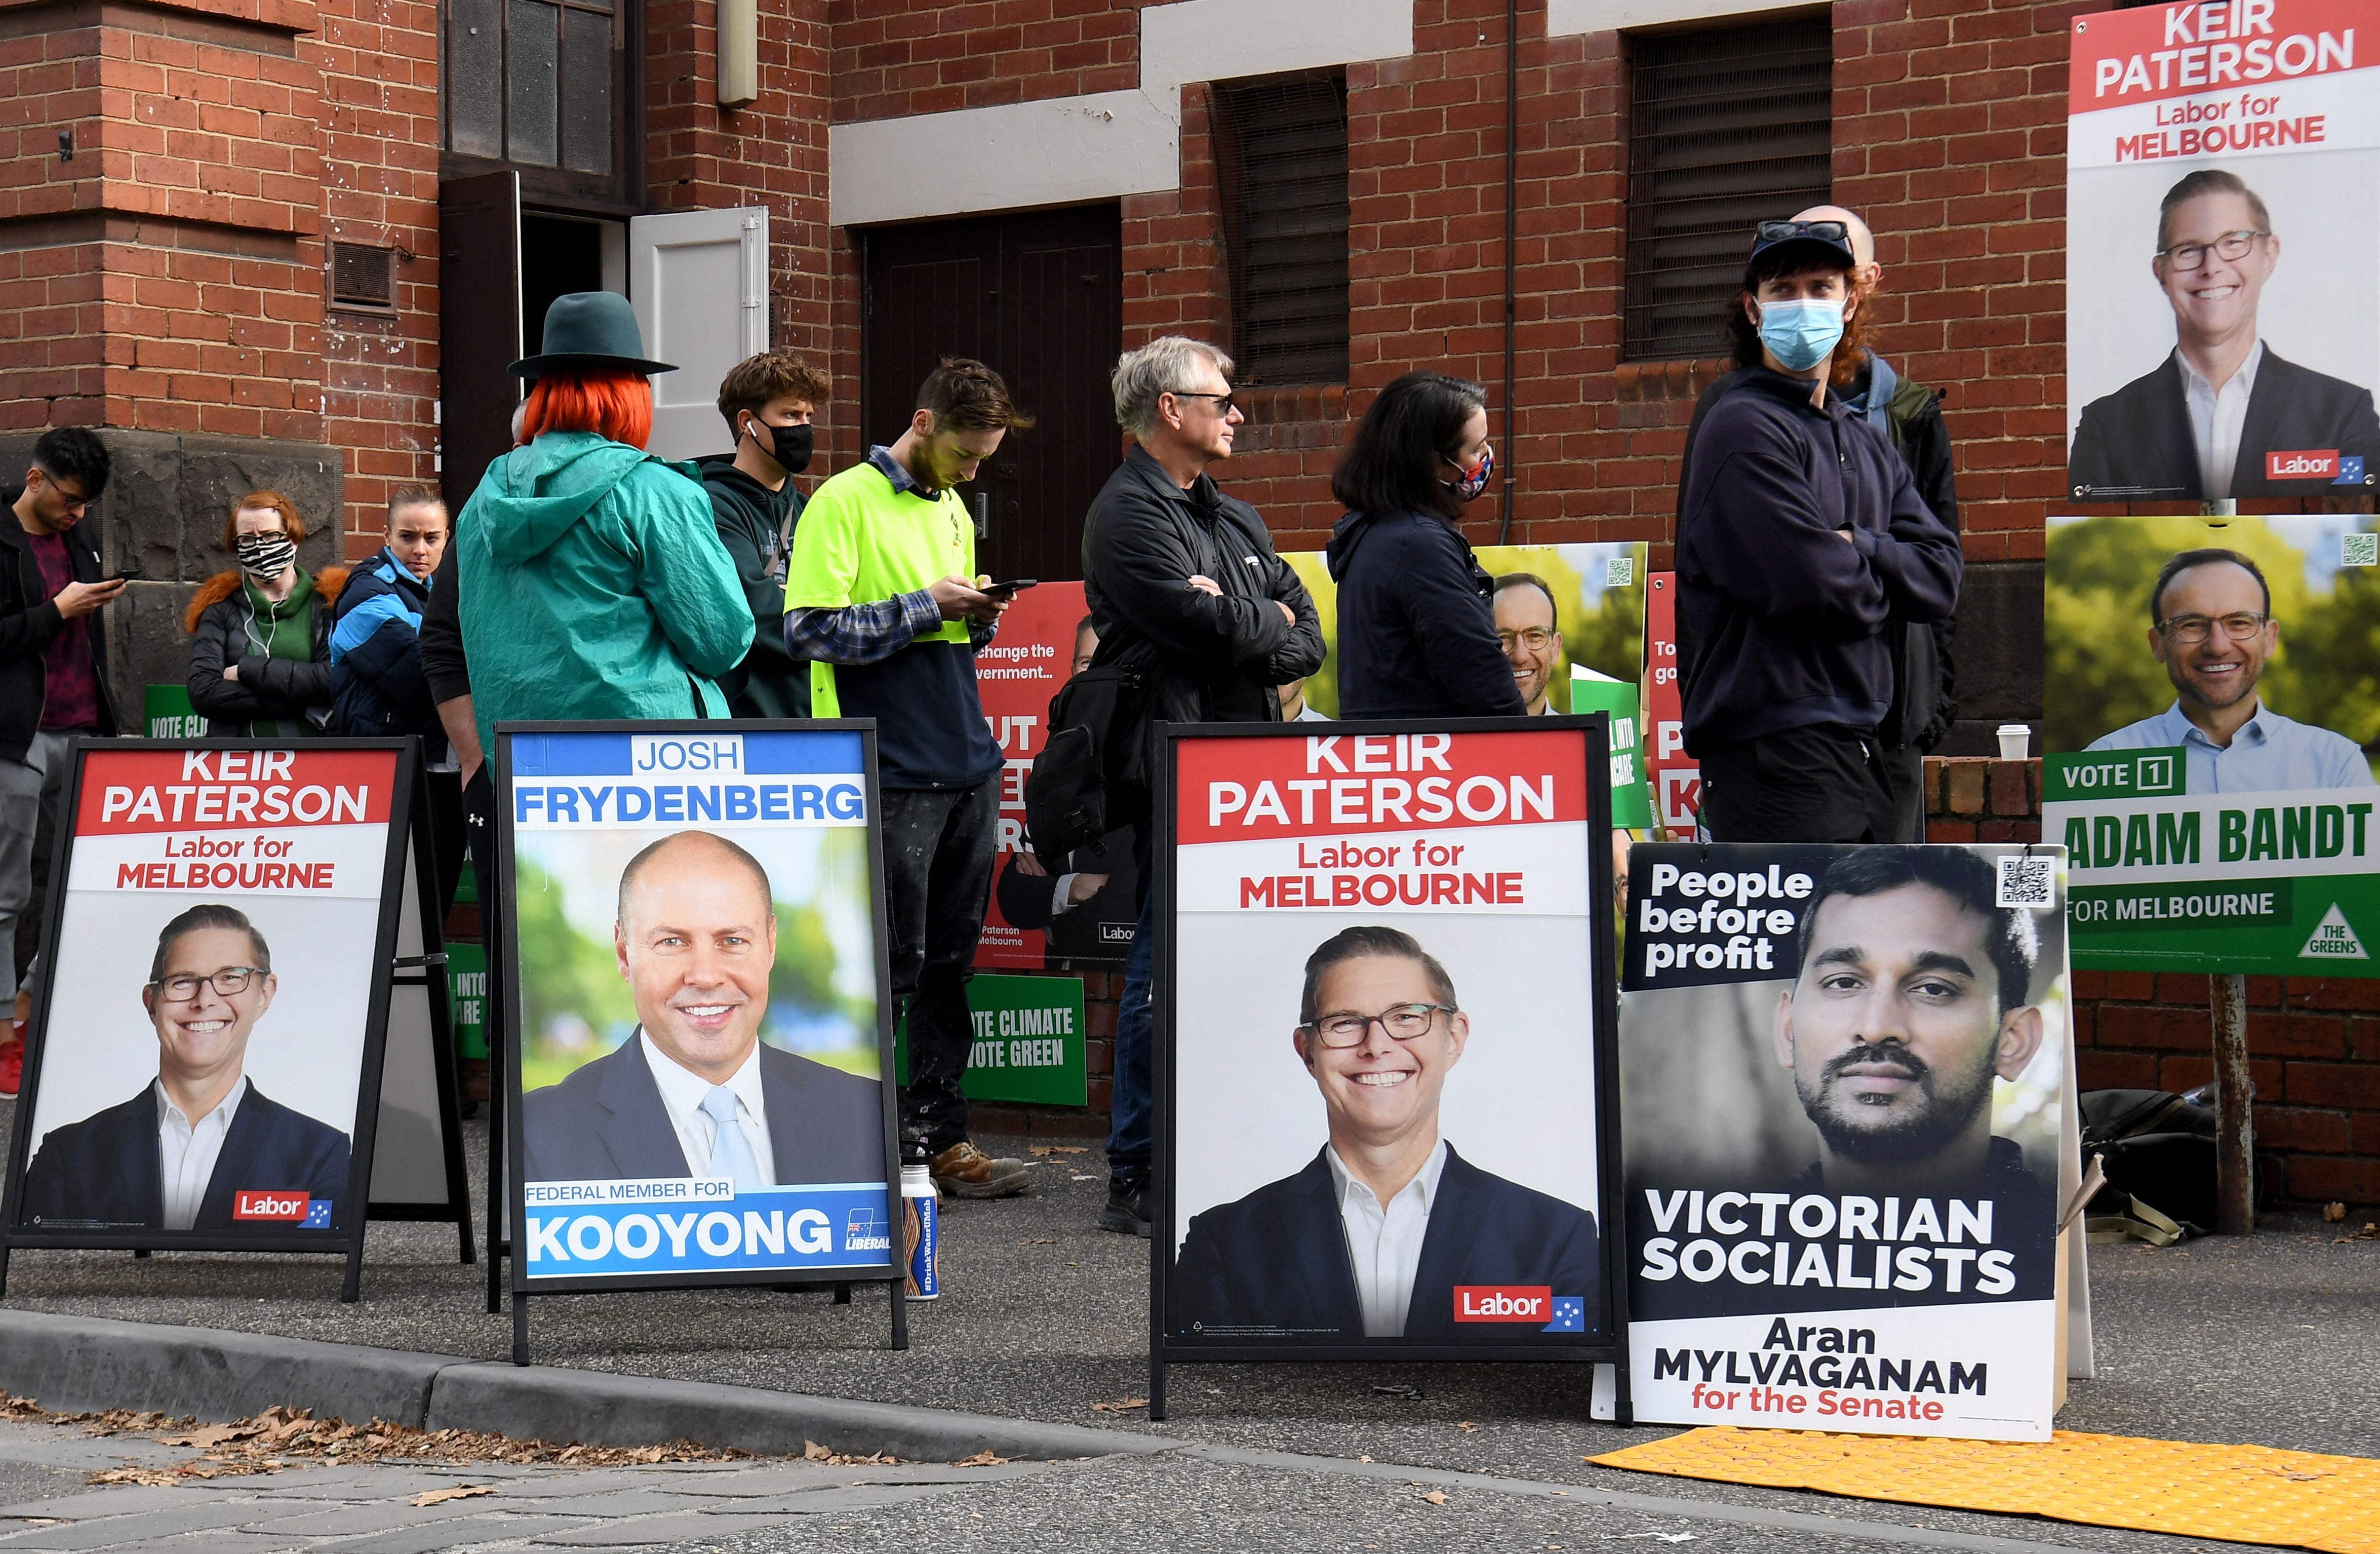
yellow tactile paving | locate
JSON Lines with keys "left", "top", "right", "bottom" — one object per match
{"left": 1588, "top": 1427, "right": 2380, "bottom": 1554}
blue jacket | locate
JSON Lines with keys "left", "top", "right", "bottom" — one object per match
{"left": 330, "top": 548, "right": 444, "bottom": 756}
{"left": 21, "top": 1083, "right": 350, "bottom": 1232}
{"left": 1675, "top": 369, "right": 1964, "bottom": 753}
{"left": 1324, "top": 509, "right": 1526, "bottom": 720}
{"left": 1170, "top": 1145, "right": 1601, "bottom": 1340}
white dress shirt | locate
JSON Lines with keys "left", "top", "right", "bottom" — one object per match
{"left": 1326, "top": 1138, "right": 1449, "bottom": 1338}
{"left": 639, "top": 1031, "right": 775, "bottom": 1185}
{"left": 156, "top": 1074, "right": 247, "bottom": 1230}
{"left": 2178, "top": 339, "right": 2264, "bottom": 498}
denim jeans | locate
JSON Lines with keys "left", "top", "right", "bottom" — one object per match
{"left": 1105, "top": 821, "right": 1156, "bottom": 1182}
{"left": 881, "top": 781, "right": 1000, "bottom": 1159}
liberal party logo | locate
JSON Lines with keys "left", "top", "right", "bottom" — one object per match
{"left": 234, "top": 1191, "right": 332, "bottom": 1228}
{"left": 1454, "top": 1285, "right": 1586, "bottom": 1330}
{"left": 844, "top": 1205, "right": 892, "bottom": 1253}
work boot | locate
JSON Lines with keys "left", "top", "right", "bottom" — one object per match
{"left": 1098, "top": 1172, "right": 1149, "bottom": 1237}
{"left": 929, "top": 1139, "right": 1028, "bottom": 1199}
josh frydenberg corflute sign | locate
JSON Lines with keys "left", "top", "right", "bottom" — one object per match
{"left": 499, "top": 725, "right": 900, "bottom": 1308}
{"left": 1153, "top": 718, "right": 1627, "bottom": 1401}
{"left": 1620, "top": 843, "right": 2077, "bottom": 1442}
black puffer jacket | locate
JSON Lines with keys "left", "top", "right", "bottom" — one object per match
{"left": 185, "top": 569, "right": 343, "bottom": 735}
{"left": 1081, "top": 447, "right": 1325, "bottom": 807}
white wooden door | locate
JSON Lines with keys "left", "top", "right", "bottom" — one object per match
{"left": 629, "top": 206, "right": 768, "bottom": 460}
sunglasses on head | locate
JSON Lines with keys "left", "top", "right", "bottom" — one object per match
{"left": 1753, "top": 219, "right": 1850, "bottom": 247}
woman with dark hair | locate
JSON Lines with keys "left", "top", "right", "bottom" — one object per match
{"left": 1323, "top": 372, "right": 1526, "bottom": 719}
{"left": 186, "top": 489, "right": 347, "bottom": 737}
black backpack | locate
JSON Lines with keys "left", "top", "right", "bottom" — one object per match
{"left": 2080, "top": 1085, "right": 2273, "bottom": 1241}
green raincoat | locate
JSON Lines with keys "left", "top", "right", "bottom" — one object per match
{"left": 456, "top": 432, "right": 754, "bottom": 754}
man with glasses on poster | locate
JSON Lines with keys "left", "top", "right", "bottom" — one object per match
{"left": 2069, "top": 169, "right": 2380, "bottom": 499}
{"left": 20, "top": 905, "right": 349, "bottom": 1230}
{"left": 2088, "top": 548, "right": 2376, "bottom": 793}
{"left": 1171, "top": 926, "right": 1598, "bottom": 1341}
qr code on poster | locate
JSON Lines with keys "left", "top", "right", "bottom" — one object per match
{"left": 1606, "top": 556, "right": 1635, "bottom": 588}
{"left": 1996, "top": 854, "right": 2054, "bottom": 909}
{"left": 2343, "top": 532, "right": 2377, "bottom": 568}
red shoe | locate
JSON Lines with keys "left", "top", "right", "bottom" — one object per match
{"left": 0, "top": 1037, "right": 23, "bottom": 1100}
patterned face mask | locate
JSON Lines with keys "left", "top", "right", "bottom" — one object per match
{"left": 236, "top": 531, "right": 296, "bottom": 582}
{"left": 1443, "top": 443, "right": 1494, "bottom": 503}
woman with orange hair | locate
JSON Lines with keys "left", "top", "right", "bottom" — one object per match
{"left": 453, "top": 292, "right": 751, "bottom": 753}
{"left": 185, "top": 490, "right": 347, "bottom": 736}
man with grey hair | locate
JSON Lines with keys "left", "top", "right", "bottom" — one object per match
{"left": 1077, "top": 335, "right": 1323, "bottom": 1236}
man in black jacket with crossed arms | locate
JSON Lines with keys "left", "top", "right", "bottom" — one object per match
{"left": 1677, "top": 219, "right": 1964, "bottom": 843}
{"left": 1079, "top": 335, "right": 1324, "bottom": 1236}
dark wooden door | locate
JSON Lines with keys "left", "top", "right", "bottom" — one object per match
{"left": 862, "top": 205, "right": 1122, "bottom": 582}
{"left": 438, "top": 171, "right": 524, "bottom": 516}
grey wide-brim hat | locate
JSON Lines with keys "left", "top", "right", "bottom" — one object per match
{"left": 509, "top": 291, "right": 676, "bottom": 378}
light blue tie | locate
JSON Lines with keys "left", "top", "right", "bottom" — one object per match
{"left": 698, "top": 1086, "right": 763, "bottom": 1190}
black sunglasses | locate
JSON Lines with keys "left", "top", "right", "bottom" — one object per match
{"left": 1753, "top": 219, "right": 1849, "bottom": 246}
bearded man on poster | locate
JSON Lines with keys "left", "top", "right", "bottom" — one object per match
{"left": 1775, "top": 847, "right": 2048, "bottom": 1197}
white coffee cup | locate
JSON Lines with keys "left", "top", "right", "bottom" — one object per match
{"left": 1997, "top": 723, "right": 2030, "bottom": 760}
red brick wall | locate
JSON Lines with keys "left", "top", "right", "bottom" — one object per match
{"left": 831, "top": 0, "right": 1138, "bottom": 124}
{"left": 311, "top": 0, "right": 442, "bottom": 543}
{"left": 0, "top": 0, "right": 327, "bottom": 443}
{"left": 1927, "top": 756, "right": 2380, "bottom": 1209}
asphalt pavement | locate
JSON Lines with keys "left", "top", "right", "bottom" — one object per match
{"left": 0, "top": 1107, "right": 2372, "bottom": 1552}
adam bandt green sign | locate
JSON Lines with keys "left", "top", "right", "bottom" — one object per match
{"left": 2044, "top": 751, "right": 2377, "bottom": 975}
{"left": 895, "top": 973, "right": 1089, "bottom": 1106}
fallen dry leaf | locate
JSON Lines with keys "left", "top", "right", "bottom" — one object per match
{"left": 1090, "top": 1397, "right": 1149, "bottom": 1414}
{"left": 955, "top": 1450, "right": 1011, "bottom": 1467}
{"left": 1026, "top": 1144, "right": 1089, "bottom": 1155}
{"left": 1456, "top": 1421, "right": 1479, "bottom": 1432}
{"left": 1420, "top": 1490, "right": 1449, "bottom": 1505}
{"left": 1017, "top": 1238, "right": 1056, "bottom": 1246}
{"left": 411, "top": 1485, "right": 494, "bottom": 1506}
{"left": 2324, "top": 1201, "right": 2347, "bottom": 1222}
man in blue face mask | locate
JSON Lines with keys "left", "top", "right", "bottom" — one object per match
{"left": 1672, "top": 218, "right": 1966, "bottom": 845}
{"left": 1675, "top": 207, "right": 1965, "bottom": 843}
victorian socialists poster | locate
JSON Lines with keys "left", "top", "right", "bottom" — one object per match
{"left": 1620, "top": 842, "right": 2074, "bottom": 1441}
{"left": 503, "top": 727, "right": 894, "bottom": 1285}
{"left": 1165, "top": 723, "right": 1609, "bottom": 1350}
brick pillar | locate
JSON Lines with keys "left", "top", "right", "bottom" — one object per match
{"left": 1, "top": 0, "right": 343, "bottom": 716}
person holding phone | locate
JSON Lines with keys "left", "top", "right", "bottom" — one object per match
{"left": 0, "top": 428, "right": 123, "bottom": 1094}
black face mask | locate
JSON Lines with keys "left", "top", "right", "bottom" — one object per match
{"left": 746, "top": 416, "right": 815, "bottom": 476}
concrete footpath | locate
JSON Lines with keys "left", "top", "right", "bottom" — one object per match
{"left": 0, "top": 1114, "right": 2373, "bottom": 1551}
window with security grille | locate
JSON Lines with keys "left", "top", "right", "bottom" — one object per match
{"left": 441, "top": 0, "right": 637, "bottom": 204}
{"left": 1624, "top": 18, "right": 1834, "bottom": 361}
{"left": 1211, "top": 72, "right": 1351, "bottom": 386}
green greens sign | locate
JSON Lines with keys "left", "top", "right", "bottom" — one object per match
{"left": 144, "top": 684, "right": 208, "bottom": 740}
{"left": 1568, "top": 667, "right": 1653, "bottom": 829}
{"left": 895, "top": 973, "right": 1088, "bottom": 1106}
{"left": 2045, "top": 786, "right": 2379, "bottom": 974}
{"left": 448, "top": 941, "right": 489, "bottom": 1060}
{"left": 2040, "top": 748, "right": 2184, "bottom": 803}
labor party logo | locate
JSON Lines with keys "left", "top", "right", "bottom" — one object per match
{"left": 1453, "top": 1285, "right": 1585, "bottom": 1330}
{"left": 234, "top": 1191, "right": 333, "bottom": 1228}
{"left": 2266, "top": 449, "right": 2339, "bottom": 481}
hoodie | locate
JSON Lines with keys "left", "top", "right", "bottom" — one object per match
{"left": 1674, "top": 369, "right": 1963, "bottom": 754}
{"left": 695, "top": 453, "right": 809, "bottom": 719}
{"left": 1324, "top": 508, "right": 1526, "bottom": 720}
{"left": 454, "top": 432, "right": 753, "bottom": 755}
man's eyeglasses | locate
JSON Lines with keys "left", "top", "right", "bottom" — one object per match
{"left": 1753, "top": 219, "right": 1849, "bottom": 246}
{"left": 152, "top": 967, "right": 262, "bottom": 1001}
{"left": 1300, "top": 1003, "right": 1458, "bottom": 1048}
{"left": 2156, "top": 611, "right": 2271, "bottom": 645}
{"left": 1498, "top": 628, "right": 1556, "bottom": 653}
{"left": 1170, "top": 390, "right": 1239, "bottom": 416}
{"left": 2156, "top": 230, "right": 2268, "bottom": 270}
